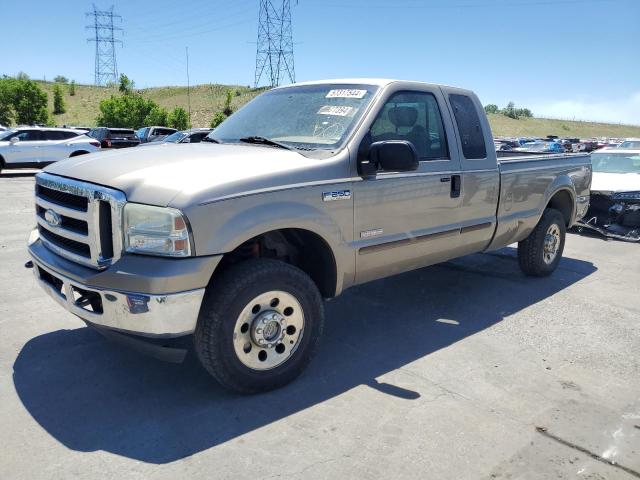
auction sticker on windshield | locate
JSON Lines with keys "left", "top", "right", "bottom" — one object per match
{"left": 317, "top": 105, "right": 355, "bottom": 117}
{"left": 325, "top": 89, "right": 367, "bottom": 99}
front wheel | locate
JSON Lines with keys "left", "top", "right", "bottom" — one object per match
{"left": 518, "top": 208, "right": 566, "bottom": 277}
{"left": 194, "top": 259, "right": 324, "bottom": 393}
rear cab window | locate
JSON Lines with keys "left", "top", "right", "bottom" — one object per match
{"left": 448, "top": 94, "right": 487, "bottom": 159}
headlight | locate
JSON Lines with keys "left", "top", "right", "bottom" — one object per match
{"left": 123, "top": 203, "right": 192, "bottom": 257}
{"left": 612, "top": 191, "right": 640, "bottom": 201}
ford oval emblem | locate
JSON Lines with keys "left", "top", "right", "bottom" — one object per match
{"left": 44, "top": 209, "right": 62, "bottom": 227}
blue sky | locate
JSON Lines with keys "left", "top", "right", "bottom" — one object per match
{"left": 3, "top": 0, "right": 639, "bottom": 124}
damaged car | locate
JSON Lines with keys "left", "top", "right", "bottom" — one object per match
{"left": 578, "top": 149, "right": 640, "bottom": 241}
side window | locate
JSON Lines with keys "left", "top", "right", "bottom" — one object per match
{"left": 370, "top": 91, "right": 448, "bottom": 160}
{"left": 44, "top": 131, "right": 66, "bottom": 140}
{"left": 62, "top": 131, "right": 80, "bottom": 139}
{"left": 191, "top": 133, "right": 207, "bottom": 143}
{"left": 448, "top": 94, "right": 487, "bottom": 159}
{"left": 17, "top": 130, "right": 42, "bottom": 141}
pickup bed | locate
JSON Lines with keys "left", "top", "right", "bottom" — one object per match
{"left": 28, "top": 79, "right": 592, "bottom": 393}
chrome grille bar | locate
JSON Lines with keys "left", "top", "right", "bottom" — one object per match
{"left": 34, "top": 172, "right": 126, "bottom": 269}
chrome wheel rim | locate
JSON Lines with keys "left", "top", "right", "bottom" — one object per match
{"left": 543, "top": 224, "right": 561, "bottom": 264}
{"left": 233, "top": 290, "right": 304, "bottom": 371}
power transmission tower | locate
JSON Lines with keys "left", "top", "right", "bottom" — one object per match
{"left": 254, "top": 0, "right": 296, "bottom": 88}
{"left": 86, "top": 4, "right": 123, "bottom": 86}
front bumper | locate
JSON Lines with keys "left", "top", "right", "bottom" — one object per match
{"left": 28, "top": 231, "right": 214, "bottom": 337}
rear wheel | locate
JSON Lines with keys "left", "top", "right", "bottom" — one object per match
{"left": 518, "top": 208, "right": 566, "bottom": 277}
{"left": 194, "top": 259, "right": 324, "bottom": 393}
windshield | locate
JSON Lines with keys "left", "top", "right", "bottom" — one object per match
{"left": 591, "top": 152, "right": 640, "bottom": 174}
{"left": 207, "top": 84, "right": 379, "bottom": 153}
{"left": 164, "top": 131, "right": 188, "bottom": 143}
{"left": 619, "top": 141, "right": 640, "bottom": 149}
{"left": 0, "top": 129, "right": 17, "bottom": 141}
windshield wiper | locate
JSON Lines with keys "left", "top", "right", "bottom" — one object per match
{"left": 238, "top": 136, "right": 294, "bottom": 151}
{"left": 201, "top": 136, "right": 222, "bottom": 144}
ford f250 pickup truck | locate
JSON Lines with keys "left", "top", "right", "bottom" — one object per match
{"left": 27, "top": 79, "right": 592, "bottom": 393}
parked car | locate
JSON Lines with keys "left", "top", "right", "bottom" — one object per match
{"left": 136, "top": 126, "right": 178, "bottom": 144}
{"left": 28, "top": 79, "right": 591, "bottom": 393}
{"left": 618, "top": 138, "right": 640, "bottom": 149}
{"left": 88, "top": 128, "right": 140, "bottom": 149}
{"left": 0, "top": 127, "right": 100, "bottom": 173}
{"left": 138, "top": 128, "right": 213, "bottom": 146}
{"left": 514, "top": 141, "right": 564, "bottom": 153}
{"left": 577, "top": 148, "right": 640, "bottom": 241}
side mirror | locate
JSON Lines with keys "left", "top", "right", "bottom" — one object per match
{"left": 10, "top": 137, "right": 19, "bottom": 144}
{"left": 369, "top": 140, "right": 419, "bottom": 172}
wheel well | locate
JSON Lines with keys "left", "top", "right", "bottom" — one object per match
{"left": 547, "top": 189, "right": 573, "bottom": 226}
{"left": 214, "top": 229, "right": 338, "bottom": 298}
{"left": 69, "top": 150, "right": 89, "bottom": 157}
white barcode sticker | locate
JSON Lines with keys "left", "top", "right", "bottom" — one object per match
{"left": 317, "top": 105, "right": 355, "bottom": 117}
{"left": 325, "top": 89, "right": 367, "bottom": 99}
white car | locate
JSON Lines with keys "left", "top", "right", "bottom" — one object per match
{"left": 0, "top": 127, "right": 100, "bottom": 174}
{"left": 618, "top": 138, "right": 640, "bottom": 149}
{"left": 579, "top": 148, "right": 640, "bottom": 241}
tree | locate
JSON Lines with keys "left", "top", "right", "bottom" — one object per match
{"left": 118, "top": 74, "right": 134, "bottom": 94}
{"left": 143, "top": 104, "right": 168, "bottom": 126}
{"left": 13, "top": 79, "right": 49, "bottom": 125}
{"left": 68, "top": 80, "right": 76, "bottom": 96}
{"left": 96, "top": 94, "right": 168, "bottom": 129}
{"left": 16, "top": 72, "right": 30, "bottom": 81}
{"left": 210, "top": 112, "right": 227, "bottom": 128}
{"left": 53, "top": 84, "right": 66, "bottom": 115}
{"left": 54, "top": 75, "right": 68, "bottom": 84}
{"left": 484, "top": 104, "right": 499, "bottom": 114}
{"left": 0, "top": 78, "right": 17, "bottom": 125}
{"left": 502, "top": 101, "right": 517, "bottom": 119}
{"left": 222, "top": 89, "right": 233, "bottom": 116}
{"left": 168, "top": 107, "right": 189, "bottom": 130}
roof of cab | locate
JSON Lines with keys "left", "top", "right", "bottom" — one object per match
{"left": 273, "top": 78, "right": 474, "bottom": 95}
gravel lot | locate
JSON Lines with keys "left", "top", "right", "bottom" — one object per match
{"left": 1, "top": 170, "right": 638, "bottom": 479}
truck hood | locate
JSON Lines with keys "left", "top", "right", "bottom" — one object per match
{"left": 591, "top": 171, "right": 640, "bottom": 193}
{"left": 44, "top": 143, "right": 331, "bottom": 207}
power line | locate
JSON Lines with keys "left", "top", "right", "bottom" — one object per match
{"left": 86, "top": 4, "right": 123, "bottom": 86}
{"left": 254, "top": 0, "right": 296, "bottom": 88}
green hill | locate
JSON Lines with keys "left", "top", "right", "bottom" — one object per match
{"left": 36, "top": 80, "right": 640, "bottom": 138}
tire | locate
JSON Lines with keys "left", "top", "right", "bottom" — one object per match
{"left": 518, "top": 208, "right": 566, "bottom": 277}
{"left": 194, "top": 258, "right": 324, "bottom": 394}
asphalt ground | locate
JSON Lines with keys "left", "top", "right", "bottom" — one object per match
{"left": 1, "top": 169, "right": 638, "bottom": 479}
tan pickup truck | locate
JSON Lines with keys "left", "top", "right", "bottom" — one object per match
{"left": 28, "top": 79, "right": 592, "bottom": 393}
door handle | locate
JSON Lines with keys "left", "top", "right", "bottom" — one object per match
{"left": 450, "top": 174, "right": 461, "bottom": 198}
{"left": 439, "top": 176, "right": 451, "bottom": 183}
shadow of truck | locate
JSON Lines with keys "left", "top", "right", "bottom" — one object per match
{"left": 13, "top": 247, "right": 596, "bottom": 464}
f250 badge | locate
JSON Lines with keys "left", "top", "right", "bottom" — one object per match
{"left": 322, "top": 190, "right": 352, "bottom": 202}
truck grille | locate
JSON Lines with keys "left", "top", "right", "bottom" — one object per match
{"left": 34, "top": 173, "right": 126, "bottom": 269}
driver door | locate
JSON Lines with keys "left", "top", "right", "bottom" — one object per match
{"left": 5, "top": 130, "right": 46, "bottom": 165}
{"left": 353, "top": 88, "right": 464, "bottom": 284}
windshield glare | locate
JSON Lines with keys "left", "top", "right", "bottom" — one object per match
{"left": 0, "top": 129, "right": 16, "bottom": 141}
{"left": 164, "top": 131, "right": 188, "bottom": 143}
{"left": 619, "top": 141, "right": 640, "bottom": 149}
{"left": 207, "top": 84, "right": 379, "bottom": 152}
{"left": 591, "top": 153, "right": 640, "bottom": 174}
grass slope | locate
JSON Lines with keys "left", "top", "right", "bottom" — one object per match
{"left": 37, "top": 80, "right": 640, "bottom": 138}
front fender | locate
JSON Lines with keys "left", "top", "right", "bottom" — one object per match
{"left": 184, "top": 186, "right": 355, "bottom": 293}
